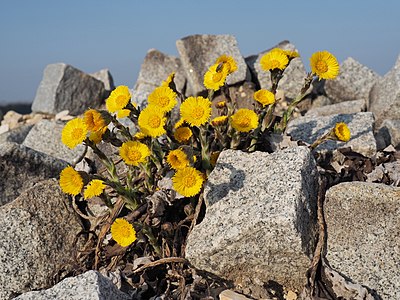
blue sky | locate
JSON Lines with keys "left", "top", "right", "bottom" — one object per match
{"left": 0, "top": 0, "right": 399, "bottom": 104}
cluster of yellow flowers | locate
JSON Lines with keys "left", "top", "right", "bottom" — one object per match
{"left": 58, "top": 48, "right": 350, "bottom": 249}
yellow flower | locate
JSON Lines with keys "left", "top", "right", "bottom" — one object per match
{"left": 134, "top": 131, "right": 147, "bottom": 140}
{"left": 253, "top": 89, "right": 275, "bottom": 107}
{"left": 334, "top": 122, "right": 351, "bottom": 142}
{"left": 167, "top": 149, "right": 190, "bottom": 170}
{"left": 204, "top": 63, "right": 229, "bottom": 91}
{"left": 84, "top": 109, "right": 108, "bottom": 132}
{"left": 89, "top": 126, "right": 107, "bottom": 144}
{"left": 215, "top": 101, "right": 227, "bottom": 109}
{"left": 119, "top": 141, "right": 150, "bottom": 166}
{"left": 310, "top": 51, "right": 339, "bottom": 80}
{"left": 147, "top": 86, "right": 177, "bottom": 113}
{"left": 117, "top": 109, "right": 131, "bottom": 119}
{"left": 59, "top": 166, "right": 83, "bottom": 196}
{"left": 61, "top": 118, "right": 88, "bottom": 149}
{"left": 180, "top": 96, "right": 212, "bottom": 127}
{"left": 174, "top": 126, "right": 192, "bottom": 143}
{"left": 230, "top": 108, "right": 258, "bottom": 132}
{"left": 106, "top": 85, "right": 131, "bottom": 113}
{"left": 172, "top": 167, "right": 204, "bottom": 197}
{"left": 161, "top": 72, "right": 175, "bottom": 87}
{"left": 174, "top": 118, "right": 186, "bottom": 129}
{"left": 260, "top": 48, "right": 289, "bottom": 71}
{"left": 211, "top": 115, "right": 228, "bottom": 127}
{"left": 138, "top": 106, "right": 167, "bottom": 137}
{"left": 284, "top": 50, "right": 300, "bottom": 59}
{"left": 111, "top": 218, "right": 136, "bottom": 247}
{"left": 84, "top": 179, "right": 106, "bottom": 199}
{"left": 216, "top": 54, "right": 238, "bottom": 74}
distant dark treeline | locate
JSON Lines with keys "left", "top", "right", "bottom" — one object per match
{"left": 0, "top": 103, "right": 32, "bottom": 115}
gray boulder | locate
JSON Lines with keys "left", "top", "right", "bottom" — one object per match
{"left": 132, "top": 49, "right": 186, "bottom": 107}
{"left": 14, "top": 270, "right": 130, "bottom": 300}
{"left": 0, "top": 124, "right": 33, "bottom": 145}
{"left": 368, "top": 54, "right": 400, "bottom": 128}
{"left": 0, "top": 142, "right": 67, "bottom": 206}
{"left": 325, "top": 182, "right": 400, "bottom": 299}
{"left": 305, "top": 99, "right": 365, "bottom": 117}
{"left": 287, "top": 112, "right": 377, "bottom": 158}
{"left": 377, "top": 119, "right": 400, "bottom": 149}
{"left": 32, "top": 63, "right": 106, "bottom": 116}
{"left": 22, "top": 119, "right": 86, "bottom": 164}
{"left": 246, "top": 40, "right": 308, "bottom": 99}
{"left": 90, "top": 68, "right": 115, "bottom": 92}
{"left": 185, "top": 147, "right": 319, "bottom": 297}
{"left": 176, "top": 34, "right": 250, "bottom": 95}
{"left": 0, "top": 179, "right": 83, "bottom": 299}
{"left": 325, "top": 57, "right": 380, "bottom": 103}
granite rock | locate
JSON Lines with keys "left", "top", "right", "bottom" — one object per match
{"left": 14, "top": 270, "right": 130, "bottom": 300}
{"left": 287, "top": 112, "right": 377, "bottom": 157}
{"left": 0, "top": 124, "right": 33, "bottom": 145}
{"left": 176, "top": 34, "right": 250, "bottom": 95}
{"left": 90, "top": 68, "right": 115, "bottom": 92}
{"left": 22, "top": 119, "right": 86, "bottom": 164}
{"left": 246, "top": 40, "right": 308, "bottom": 99}
{"left": 305, "top": 99, "right": 365, "bottom": 117}
{"left": 0, "top": 179, "right": 83, "bottom": 299}
{"left": 368, "top": 54, "right": 400, "bottom": 128}
{"left": 325, "top": 182, "right": 400, "bottom": 299}
{"left": 377, "top": 119, "right": 400, "bottom": 149}
{"left": 32, "top": 63, "right": 106, "bottom": 115}
{"left": 185, "top": 147, "right": 319, "bottom": 296}
{"left": 0, "top": 142, "right": 67, "bottom": 206}
{"left": 325, "top": 57, "right": 380, "bottom": 103}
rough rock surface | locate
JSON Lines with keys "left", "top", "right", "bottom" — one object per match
{"left": 377, "top": 119, "right": 400, "bottom": 149}
{"left": 132, "top": 49, "right": 186, "bottom": 107}
{"left": 176, "top": 34, "right": 250, "bottom": 95}
{"left": 185, "top": 147, "right": 319, "bottom": 296}
{"left": 14, "top": 270, "right": 130, "bottom": 300}
{"left": 325, "top": 57, "right": 380, "bottom": 103}
{"left": 325, "top": 182, "right": 400, "bottom": 299}
{"left": 287, "top": 112, "right": 377, "bottom": 157}
{"left": 90, "top": 68, "right": 115, "bottom": 91}
{"left": 305, "top": 99, "right": 365, "bottom": 117}
{"left": 0, "top": 142, "right": 67, "bottom": 206}
{"left": 0, "top": 179, "right": 83, "bottom": 299}
{"left": 0, "top": 124, "right": 33, "bottom": 144}
{"left": 22, "top": 119, "right": 86, "bottom": 164}
{"left": 368, "top": 54, "right": 400, "bottom": 128}
{"left": 246, "top": 41, "right": 308, "bottom": 99}
{"left": 32, "top": 63, "right": 106, "bottom": 115}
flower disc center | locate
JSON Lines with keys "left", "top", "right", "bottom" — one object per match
{"left": 316, "top": 61, "right": 328, "bottom": 73}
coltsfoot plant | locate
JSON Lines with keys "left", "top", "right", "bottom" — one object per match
{"left": 59, "top": 48, "right": 350, "bottom": 263}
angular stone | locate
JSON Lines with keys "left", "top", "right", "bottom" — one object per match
{"left": 186, "top": 147, "right": 319, "bottom": 295}
{"left": 22, "top": 119, "right": 86, "bottom": 164}
{"left": 325, "top": 57, "right": 380, "bottom": 103}
{"left": 0, "top": 179, "right": 83, "bottom": 299}
{"left": 368, "top": 54, "right": 400, "bottom": 128}
{"left": 0, "top": 142, "right": 67, "bottom": 206}
{"left": 377, "top": 119, "right": 400, "bottom": 149}
{"left": 90, "top": 68, "right": 115, "bottom": 91}
{"left": 176, "top": 34, "right": 250, "bottom": 95}
{"left": 305, "top": 99, "right": 365, "bottom": 117}
{"left": 325, "top": 182, "right": 400, "bottom": 299}
{"left": 14, "top": 270, "right": 130, "bottom": 300}
{"left": 0, "top": 124, "right": 33, "bottom": 145}
{"left": 287, "top": 112, "right": 377, "bottom": 157}
{"left": 246, "top": 41, "right": 308, "bottom": 99}
{"left": 32, "top": 63, "right": 106, "bottom": 116}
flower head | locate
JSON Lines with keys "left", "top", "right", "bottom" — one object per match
{"left": 204, "top": 63, "right": 229, "bottom": 91}
{"left": 215, "top": 101, "right": 227, "bottom": 109}
{"left": 162, "top": 72, "right": 175, "bottom": 88}
{"left": 61, "top": 118, "right": 88, "bottom": 149}
{"left": 310, "top": 51, "right": 339, "bottom": 80}
{"left": 84, "top": 109, "right": 109, "bottom": 132}
{"left": 106, "top": 85, "right": 131, "bottom": 113}
{"left": 216, "top": 54, "right": 238, "bottom": 74}
{"left": 59, "top": 166, "right": 84, "bottom": 196}
{"left": 260, "top": 48, "right": 289, "bottom": 71}
{"left": 134, "top": 131, "right": 147, "bottom": 140}
{"left": 84, "top": 179, "right": 106, "bottom": 199}
{"left": 174, "top": 126, "right": 192, "bottom": 143}
{"left": 111, "top": 218, "right": 136, "bottom": 247}
{"left": 89, "top": 126, "right": 107, "bottom": 144}
{"left": 253, "top": 89, "right": 275, "bottom": 107}
{"left": 211, "top": 115, "right": 228, "bottom": 127}
{"left": 117, "top": 109, "right": 131, "bottom": 119}
{"left": 147, "top": 86, "right": 177, "bottom": 113}
{"left": 172, "top": 167, "right": 204, "bottom": 197}
{"left": 167, "top": 149, "right": 190, "bottom": 170}
{"left": 230, "top": 109, "right": 258, "bottom": 132}
{"left": 138, "top": 106, "right": 167, "bottom": 137}
{"left": 334, "top": 122, "right": 351, "bottom": 142}
{"left": 284, "top": 50, "right": 300, "bottom": 59}
{"left": 180, "top": 96, "right": 212, "bottom": 127}
{"left": 120, "top": 141, "right": 150, "bottom": 166}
